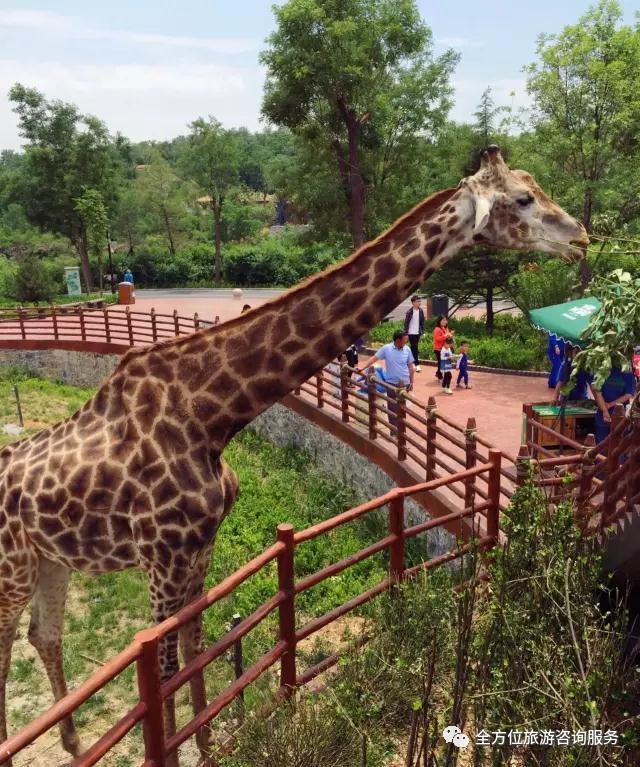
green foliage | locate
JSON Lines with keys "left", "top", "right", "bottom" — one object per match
{"left": 574, "top": 268, "right": 640, "bottom": 387}
{"left": 14, "top": 253, "right": 55, "bottom": 303}
{"left": 8, "top": 84, "right": 122, "bottom": 290}
{"left": 524, "top": 0, "right": 640, "bottom": 235}
{"left": 223, "top": 235, "right": 346, "bottom": 287}
{"left": 369, "top": 314, "right": 547, "bottom": 370}
{"left": 261, "top": 0, "right": 458, "bottom": 245}
{"left": 507, "top": 257, "right": 579, "bottom": 314}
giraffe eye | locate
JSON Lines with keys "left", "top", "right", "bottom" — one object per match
{"left": 517, "top": 194, "right": 534, "bottom": 207}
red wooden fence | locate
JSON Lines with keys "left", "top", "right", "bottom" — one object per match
{"left": 0, "top": 459, "right": 501, "bottom": 766}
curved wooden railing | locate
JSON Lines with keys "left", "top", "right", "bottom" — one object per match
{"left": 0, "top": 305, "right": 211, "bottom": 353}
{"left": 0, "top": 460, "right": 501, "bottom": 766}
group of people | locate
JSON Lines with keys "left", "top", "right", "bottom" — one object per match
{"left": 357, "top": 296, "right": 471, "bottom": 410}
{"left": 548, "top": 335, "right": 636, "bottom": 443}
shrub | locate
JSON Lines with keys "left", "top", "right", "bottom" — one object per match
{"left": 14, "top": 254, "right": 55, "bottom": 303}
{"left": 223, "top": 236, "right": 346, "bottom": 287}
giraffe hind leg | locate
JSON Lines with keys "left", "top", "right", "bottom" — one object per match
{"left": 27, "top": 558, "right": 80, "bottom": 758}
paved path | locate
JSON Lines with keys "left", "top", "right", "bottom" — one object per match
{"left": 122, "top": 290, "right": 547, "bottom": 457}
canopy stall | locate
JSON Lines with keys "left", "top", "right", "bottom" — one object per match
{"left": 528, "top": 297, "right": 601, "bottom": 348}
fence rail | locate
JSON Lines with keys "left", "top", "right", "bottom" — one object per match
{"left": 0, "top": 460, "right": 501, "bottom": 766}
{"left": 0, "top": 306, "right": 209, "bottom": 351}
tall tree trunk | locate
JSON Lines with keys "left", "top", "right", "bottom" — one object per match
{"left": 72, "top": 223, "right": 92, "bottom": 293}
{"left": 579, "top": 188, "right": 593, "bottom": 292}
{"left": 161, "top": 207, "right": 176, "bottom": 256}
{"left": 336, "top": 96, "right": 365, "bottom": 250}
{"left": 212, "top": 200, "right": 223, "bottom": 284}
{"left": 485, "top": 286, "right": 494, "bottom": 333}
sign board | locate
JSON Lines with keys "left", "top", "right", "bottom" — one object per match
{"left": 64, "top": 266, "right": 82, "bottom": 297}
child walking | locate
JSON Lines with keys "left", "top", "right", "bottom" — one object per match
{"left": 456, "top": 341, "right": 472, "bottom": 389}
{"left": 440, "top": 336, "right": 454, "bottom": 394}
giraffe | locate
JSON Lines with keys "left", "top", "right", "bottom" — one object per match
{"left": 0, "top": 147, "right": 588, "bottom": 766}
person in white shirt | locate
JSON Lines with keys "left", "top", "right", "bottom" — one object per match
{"left": 403, "top": 295, "right": 425, "bottom": 372}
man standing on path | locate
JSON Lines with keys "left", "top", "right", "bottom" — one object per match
{"left": 404, "top": 295, "right": 425, "bottom": 372}
{"left": 360, "top": 330, "right": 415, "bottom": 431}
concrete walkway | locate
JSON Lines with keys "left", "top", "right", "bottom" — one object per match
{"left": 118, "top": 290, "right": 550, "bottom": 457}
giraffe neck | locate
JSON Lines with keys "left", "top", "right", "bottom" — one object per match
{"left": 132, "top": 186, "right": 473, "bottom": 452}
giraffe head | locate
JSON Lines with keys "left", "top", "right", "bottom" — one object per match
{"left": 457, "top": 145, "right": 589, "bottom": 257}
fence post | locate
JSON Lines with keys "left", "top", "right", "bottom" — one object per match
{"left": 316, "top": 369, "right": 324, "bottom": 408}
{"left": 516, "top": 444, "right": 531, "bottom": 487}
{"left": 464, "top": 417, "right": 477, "bottom": 509}
{"left": 603, "top": 405, "right": 625, "bottom": 524}
{"left": 13, "top": 386, "right": 23, "bottom": 427}
{"left": 151, "top": 308, "right": 158, "bottom": 342}
{"left": 231, "top": 613, "right": 245, "bottom": 722}
{"left": 426, "top": 397, "right": 437, "bottom": 481}
{"left": 51, "top": 305, "right": 58, "bottom": 341}
{"left": 367, "top": 371, "right": 377, "bottom": 440}
{"left": 78, "top": 306, "right": 86, "bottom": 341}
{"left": 277, "top": 523, "right": 297, "bottom": 694}
{"left": 522, "top": 403, "right": 534, "bottom": 454}
{"left": 339, "top": 363, "right": 350, "bottom": 424}
{"left": 126, "top": 306, "right": 134, "bottom": 346}
{"left": 135, "top": 629, "right": 166, "bottom": 767}
{"left": 487, "top": 449, "right": 502, "bottom": 546}
{"left": 103, "top": 307, "right": 110, "bottom": 343}
{"left": 173, "top": 309, "right": 180, "bottom": 337}
{"left": 18, "top": 307, "right": 25, "bottom": 340}
{"left": 396, "top": 389, "right": 407, "bottom": 461}
{"left": 389, "top": 495, "right": 405, "bottom": 584}
{"left": 194, "top": 312, "right": 200, "bottom": 331}
{"left": 577, "top": 434, "right": 596, "bottom": 522}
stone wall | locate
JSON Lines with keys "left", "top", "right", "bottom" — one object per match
{"left": 0, "top": 349, "right": 121, "bottom": 387}
{"left": 0, "top": 348, "right": 454, "bottom": 557}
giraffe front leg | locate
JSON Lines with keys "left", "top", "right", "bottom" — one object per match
{"left": 179, "top": 555, "right": 214, "bottom": 767}
{"left": 27, "top": 558, "right": 80, "bottom": 758}
{"left": 0, "top": 612, "right": 26, "bottom": 767}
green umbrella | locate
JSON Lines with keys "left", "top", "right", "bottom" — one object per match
{"left": 528, "top": 297, "right": 602, "bottom": 347}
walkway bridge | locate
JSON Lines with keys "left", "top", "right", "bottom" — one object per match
{"left": 0, "top": 306, "right": 636, "bottom": 766}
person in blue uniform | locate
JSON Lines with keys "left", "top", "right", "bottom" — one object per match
{"left": 553, "top": 344, "right": 592, "bottom": 403}
{"left": 590, "top": 364, "right": 636, "bottom": 444}
{"left": 547, "top": 334, "right": 565, "bottom": 388}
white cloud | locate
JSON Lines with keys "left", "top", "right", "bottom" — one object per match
{"left": 0, "top": 9, "right": 259, "bottom": 54}
{"left": 0, "top": 59, "right": 266, "bottom": 148}
{"left": 436, "top": 37, "right": 487, "bottom": 49}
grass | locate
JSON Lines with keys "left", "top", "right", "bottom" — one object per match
{"left": 3, "top": 371, "right": 387, "bottom": 765}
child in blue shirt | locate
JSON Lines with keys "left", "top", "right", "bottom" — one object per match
{"left": 440, "top": 336, "right": 454, "bottom": 394}
{"left": 455, "top": 341, "right": 472, "bottom": 390}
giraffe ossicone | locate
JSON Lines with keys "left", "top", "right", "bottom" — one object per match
{"left": 0, "top": 147, "right": 587, "bottom": 766}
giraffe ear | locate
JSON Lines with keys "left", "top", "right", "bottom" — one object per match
{"left": 473, "top": 195, "right": 492, "bottom": 233}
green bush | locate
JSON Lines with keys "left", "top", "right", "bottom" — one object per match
{"left": 223, "top": 236, "right": 345, "bottom": 286}
{"left": 14, "top": 254, "right": 55, "bottom": 303}
{"left": 369, "top": 314, "right": 547, "bottom": 370}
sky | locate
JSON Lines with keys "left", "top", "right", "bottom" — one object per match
{"left": 0, "top": 1, "right": 637, "bottom": 151}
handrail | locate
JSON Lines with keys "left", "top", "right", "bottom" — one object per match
{"left": 0, "top": 454, "right": 500, "bottom": 766}
{"left": 0, "top": 306, "right": 209, "bottom": 351}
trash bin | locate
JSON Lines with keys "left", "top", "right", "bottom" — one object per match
{"left": 431, "top": 294, "right": 449, "bottom": 317}
{"left": 118, "top": 282, "right": 135, "bottom": 305}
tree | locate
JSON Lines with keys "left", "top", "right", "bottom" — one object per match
{"left": 425, "top": 248, "right": 521, "bottom": 332}
{"left": 9, "top": 85, "right": 120, "bottom": 292}
{"left": 261, "top": 0, "right": 458, "bottom": 248}
{"left": 74, "top": 188, "right": 108, "bottom": 292}
{"left": 525, "top": 0, "right": 640, "bottom": 286}
{"left": 473, "top": 87, "right": 497, "bottom": 147}
{"left": 135, "top": 152, "right": 189, "bottom": 257}
{"left": 574, "top": 269, "right": 640, "bottom": 387}
{"left": 182, "top": 118, "right": 241, "bottom": 282}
